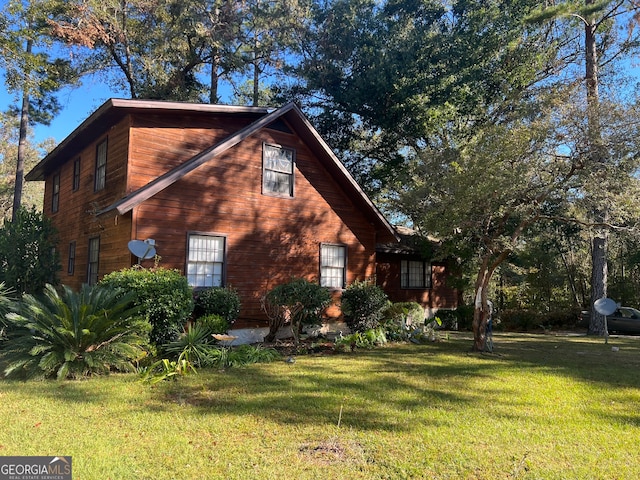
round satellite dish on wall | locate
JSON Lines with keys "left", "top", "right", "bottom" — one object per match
{"left": 594, "top": 298, "right": 617, "bottom": 316}
{"left": 128, "top": 239, "right": 156, "bottom": 260}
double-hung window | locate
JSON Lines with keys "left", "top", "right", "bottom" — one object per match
{"left": 320, "top": 244, "right": 346, "bottom": 289}
{"left": 87, "top": 237, "right": 100, "bottom": 285}
{"left": 68, "top": 241, "right": 76, "bottom": 275}
{"left": 51, "top": 173, "right": 60, "bottom": 213}
{"left": 401, "top": 260, "right": 432, "bottom": 289}
{"left": 263, "top": 143, "right": 294, "bottom": 197}
{"left": 73, "top": 157, "right": 81, "bottom": 191}
{"left": 187, "top": 234, "right": 225, "bottom": 287}
{"left": 94, "top": 139, "right": 107, "bottom": 191}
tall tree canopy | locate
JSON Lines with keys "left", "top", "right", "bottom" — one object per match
{"left": 291, "top": 0, "right": 640, "bottom": 350}
{"left": 0, "top": 0, "right": 75, "bottom": 219}
{"left": 49, "top": 0, "right": 310, "bottom": 104}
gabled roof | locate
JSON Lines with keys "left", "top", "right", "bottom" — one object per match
{"left": 26, "top": 99, "right": 270, "bottom": 182}
{"left": 28, "top": 98, "right": 399, "bottom": 241}
{"left": 377, "top": 226, "right": 441, "bottom": 256}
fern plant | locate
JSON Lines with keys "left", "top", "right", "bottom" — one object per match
{"left": 1, "top": 284, "right": 151, "bottom": 379}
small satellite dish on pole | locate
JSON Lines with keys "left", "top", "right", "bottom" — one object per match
{"left": 594, "top": 298, "right": 617, "bottom": 344}
{"left": 128, "top": 239, "right": 156, "bottom": 263}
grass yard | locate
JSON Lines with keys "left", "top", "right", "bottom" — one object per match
{"left": 0, "top": 332, "right": 639, "bottom": 479}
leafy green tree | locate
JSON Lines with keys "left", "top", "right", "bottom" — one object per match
{"left": 528, "top": 0, "right": 640, "bottom": 335}
{"left": 1, "top": 284, "right": 151, "bottom": 379}
{"left": 0, "top": 0, "right": 76, "bottom": 219}
{"left": 0, "top": 207, "right": 59, "bottom": 294}
{"left": 0, "top": 111, "right": 49, "bottom": 219}
{"left": 293, "top": 0, "right": 640, "bottom": 349}
{"left": 238, "top": 0, "right": 309, "bottom": 106}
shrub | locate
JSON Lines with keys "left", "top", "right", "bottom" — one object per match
{"left": 0, "top": 282, "right": 16, "bottom": 333}
{"left": 0, "top": 207, "right": 59, "bottom": 295}
{"left": 341, "top": 280, "right": 389, "bottom": 333}
{"left": 500, "top": 309, "right": 540, "bottom": 331}
{"left": 450, "top": 305, "right": 474, "bottom": 331}
{"left": 381, "top": 302, "right": 425, "bottom": 341}
{"left": 263, "top": 278, "right": 332, "bottom": 343}
{"left": 194, "top": 287, "right": 240, "bottom": 324}
{"left": 1, "top": 284, "right": 151, "bottom": 380}
{"left": 434, "top": 309, "right": 459, "bottom": 330}
{"left": 335, "top": 327, "right": 387, "bottom": 351}
{"left": 198, "top": 314, "right": 230, "bottom": 335}
{"left": 163, "top": 323, "right": 216, "bottom": 367}
{"left": 223, "top": 344, "right": 281, "bottom": 367}
{"left": 100, "top": 267, "right": 194, "bottom": 346}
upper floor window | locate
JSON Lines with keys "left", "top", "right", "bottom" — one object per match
{"left": 51, "top": 173, "right": 60, "bottom": 213}
{"left": 263, "top": 143, "right": 294, "bottom": 197}
{"left": 68, "top": 241, "right": 76, "bottom": 275}
{"left": 94, "top": 139, "right": 107, "bottom": 191}
{"left": 187, "top": 234, "right": 225, "bottom": 288}
{"left": 320, "top": 244, "right": 346, "bottom": 289}
{"left": 87, "top": 237, "right": 100, "bottom": 285}
{"left": 401, "top": 260, "right": 432, "bottom": 289}
{"left": 73, "top": 157, "right": 81, "bottom": 191}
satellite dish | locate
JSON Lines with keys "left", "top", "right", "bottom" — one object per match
{"left": 128, "top": 239, "right": 156, "bottom": 261}
{"left": 594, "top": 298, "right": 617, "bottom": 316}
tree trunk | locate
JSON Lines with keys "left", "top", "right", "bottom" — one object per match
{"left": 589, "top": 233, "right": 608, "bottom": 334}
{"left": 584, "top": 1, "right": 609, "bottom": 335}
{"left": 12, "top": 39, "right": 32, "bottom": 221}
{"left": 210, "top": 50, "right": 220, "bottom": 104}
{"left": 472, "top": 267, "right": 490, "bottom": 352}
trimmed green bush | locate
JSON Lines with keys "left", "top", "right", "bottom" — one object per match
{"left": 193, "top": 286, "right": 240, "bottom": 324}
{"left": 100, "top": 267, "right": 194, "bottom": 346}
{"left": 341, "top": 280, "right": 389, "bottom": 333}
{"left": 197, "top": 314, "right": 230, "bottom": 335}
{"left": 263, "top": 278, "right": 332, "bottom": 343}
{"left": 1, "top": 284, "right": 151, "bottom": 379}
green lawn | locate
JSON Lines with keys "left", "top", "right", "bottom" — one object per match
{"left": 1, "top": 332, "right": 639, "bottom": 479}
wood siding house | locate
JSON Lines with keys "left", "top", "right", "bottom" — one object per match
{"left": 26, "top": 99, "right": 458, "bottom": 339}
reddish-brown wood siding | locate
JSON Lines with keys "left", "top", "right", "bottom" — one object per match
{"left": 129, "top": 124, "right": 378, "bottom": 324}
{"left": 376, "top": 252, "right": 459, "bottom": 312}
{"left": 45, "top": 120, "right": 133, "bottom": 290}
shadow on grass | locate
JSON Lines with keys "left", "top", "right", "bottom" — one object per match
{"left": 150, "top": 332, "right": 640, "bottom": 431}
{"left": 3, "top": 333, "right": 637, "bottom": 433}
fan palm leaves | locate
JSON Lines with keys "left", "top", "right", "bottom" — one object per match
{"left": 1, "top": 284, "right": 151, "bottom": 379}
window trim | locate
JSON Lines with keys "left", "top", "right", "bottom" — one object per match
{"left": 262, "top": 142, "right": 295, "bottom": 198}
{"left": 94, "top": 139, "right": 108, "bottom": 192}
{"left": 51, "top": 173, "right": 60, "bottom": 213}
{"left": 320, "top": 243, "right": 347, "bottom": 290}
{"left": 72, "top": 157, "right": 81, "bottom": 191}
{"left": 186, "top": 232, "right": 227, "bottom": 288}
{"left": 87, "top": 237, "right": 100, "bottom": 285}
{"left": 68, "top": 241, "right": 76, "bottom": 275}
{"left": 400, "top": 259, "right": 432, "bottom": 289}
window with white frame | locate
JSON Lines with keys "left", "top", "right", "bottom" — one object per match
{"left": 401, "top": 260, "right": 432, "bottom": 289}
{"left": 263, "top": 143, "right": 294, "bottom": 196}
{"left": 320, "top": 244, "right": 346, "bottom": 289}
{"left": 94, "top": 139, "right": 107, "bottom": 191}
{"left": 187, "top": 234, "right": 225, "bottom": 287}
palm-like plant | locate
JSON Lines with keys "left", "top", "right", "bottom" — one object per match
{"left": 1, "top": 284, "right": 151, "bottom": 379}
